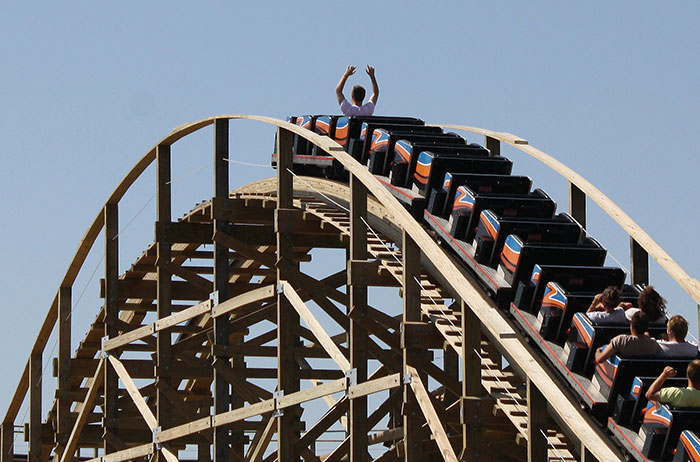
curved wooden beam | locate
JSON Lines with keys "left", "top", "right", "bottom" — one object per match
{"left": 437, "top": 123, "right": 700, "bottom": 306}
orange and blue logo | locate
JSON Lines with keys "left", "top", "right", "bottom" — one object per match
{"left": 370, "top": 129, "right": 390, "bottom": 153}
{"left": 315, "top": 116, "right": 331, "bottom": 136}
{"left": 335, "top": 117, "right": 349, "bottom": 146}
{"left": 297, "top": 115, "right": 312, "bottom": 130}
{"left": 680, "top": 430, "right": 700, "bottom": 461}
{"left": 442, "top": 172, "right": 452, "bottom": 192}
{"left": 643, "top": 401, "right": 673, "bottom": 428}
{"left": 595, "top": 352, "right": 620, "bottom": 388}
{"left": 542, "top": 282, "right": 567, "bottom": 312}
{"left": 360, "top": 122, "right": 369, "bottom": 141}
{"left": 480, "top": 210, "right": 500, "bottom": 240}
{"left": 530, "top": 264, "right": 542, "bottom": 285}
{"left": 413, "top": 151, "right": 434, "bottom": 186}
{"left": 500, "top": 234, "right": 522, "bottom": 273}
{"left": 452, "top": 186, "right": 475, "bottom": 214}
{"left": 631, "top": 376, "right": 643, "bottom": 400}
{"left": 572, "top": 313, "right": 595, "bottom": 347}
{"left": 394, "top": 139, "right": 413, "bottom": 164}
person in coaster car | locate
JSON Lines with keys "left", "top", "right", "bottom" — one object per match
{"left": 646, "top": 359, "right": 700, "bottom": 407}
{"left": 336, "top": 64, "right": 379, "bottom": 116}
{"left": 594, "top": 311, "right": 659, "bottom": 364}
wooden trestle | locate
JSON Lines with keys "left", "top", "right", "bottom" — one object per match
{"left": 1, "top": 120, "right": 626, "bottom": 462}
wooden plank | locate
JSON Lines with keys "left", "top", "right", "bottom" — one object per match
{"left": 211, "top": 400, "right": 275, "bottom": 429}
{"left": 104, "top": 202, "right": 119, "bottom": 455}
{"left": 166, "top": 262, "right": 213, "bottom": 293}
{"left": 155, "top": 299, "right": 211, "bottom": 331}
{"left": 107, "top": 356, "right": 179, "bottom": 462}
{"left": 630, "top": 238, "right": 649, "bottom": 286}
{"left": 406, "top": 366, "right": 459, "bottom": 462}
{"left": 103, "top": 324, "right": 155, "bottom": 351}
{"left": 348, "top": 373, "right": 402, "bottom": 399}
{"left": 277, "top": 378, "right": 346, "bottom": 409}
{"left": 57, "top": 286, "right": 71, "bottom": 446}
{"left": 101, "top": 443, "right": 155, "bottom": 462}
{"left": 155, "top": 221, "right": 212, "bottom": 244}
{"left": 402, "top": 321, "right": 445, "bottom": 349}
{"left": 282, "top": 281, "right": 351, "bottom": 372}
{"left": 212, "top": 230, "right": 276, "bottom": 268}
{"left": 155, "top": 416, "right": 212, "bottom": 445}
{"left": 1, "top": 422, "right": 12, "bottom": 462}
{"left": 60, "top": 358, "right": 104, "bottom": 462}
{"left": 211, "top": 284, "right": 275, "bottom": 318}
{"left": 527, "top": 379, "right": 547, "bottom": 462}
{"left": 28, "top": 353, "right": 41, "bottom": 462}
{"left": 244, "top": 416, "right": 275, "bottom": 462}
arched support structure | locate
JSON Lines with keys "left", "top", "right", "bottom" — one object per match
{"left": 2, "top": 114, "right": 697, "bottom": 462}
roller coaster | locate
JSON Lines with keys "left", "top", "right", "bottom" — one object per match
{"left": 2, "top": 114, "right": 700, "bottom": 462}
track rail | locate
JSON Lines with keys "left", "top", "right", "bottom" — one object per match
{"left": 3, "top": 114, "right": 694, "bottom": 462}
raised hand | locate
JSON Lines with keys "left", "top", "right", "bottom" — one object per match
{"left": 345, "top": 65, "right": 357, "bottom": 77}
{"left": 366, "top": 65, "right": 375, "bottom": 78}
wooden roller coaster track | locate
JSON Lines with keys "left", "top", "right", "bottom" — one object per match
{"left": 2, "top": 115, "right": 698, "bottom": 462}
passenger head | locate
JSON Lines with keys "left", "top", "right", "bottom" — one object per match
{"left": 630, "top": 311, "right": 649, "bottom": 336}
{"left": 667, "top": 315, "right": 689, "bottom": 342}
{"left": 687, "top": 360, "right": 700, "bottom": 388}
{"left": 637, "top": 286, "right": 666, "bottom": 322}
{"left": 351, "top": 85, "right": 366, "bottom": 105}
{"left": 601, "top": 286, "right": 620, "bottom": 309}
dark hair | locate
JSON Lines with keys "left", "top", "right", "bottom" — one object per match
{"left": 601, "top": 286, "right": 620, "bottom": 309}
{"left": 688, "top": 359, "right": 700, "bottom": 386}
{"left": 351, "top": 85, "right": 366, "bottom": 104}
{"left": 668, "top": 315, "right": 689, "bottom": 341}
{"left": 630, "top": 311, "right": 649, "bottom": 335}
{"left": 638, "top": 286, "right": 666, "bottom": 322}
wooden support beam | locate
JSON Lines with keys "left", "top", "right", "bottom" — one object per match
{"left": 156, "top": 142, "right": 173, "bottom": 462}
{"left": 462, "top": 300, "right": 484, "bottom": 460}
{"left": 630, "top": 238, "right": 649, "bottom": 286}
{"left": 104, "top": 202, "right": 119, "bottom": 455}
{"left": 276, "top": 126, "right": 300, "bottom": 462}
{"left": 569, "top": 183, "right": 586, "bottom": 230}
{"left": 281, "top": 281, "right": 350, "bottom": 372}
{"left": 60, "top": 358, "right": 104, "bottom": 462}
{"left": 155, "top": 221, "right": 212, "bottom": 245}
{"left": 28, "top": 353, "right": 41, "bottom": 462}
{"left": 213, "top": 118, "right": 234, "bottom": 462}
{"left": 406, "top": 366, "right": 459, "bottom": 462}
{"left": 57, "top": 286, "right": 72, "bottom": 448}
{"left": 245, "top": 416, "right": 276, "bottom": 462}
{"left": 580, "top": 443, "right": 599, "bottom": 462}
{"left": 107, "top": 356, "right": 179, "bottom": 462}
{"left": 349, "top": 173, "right": 369, "bottom": 462}
{"left": 402, "top": 231, "right": 422, "bottom": 462}
{"left": 0, "top": 423, "right": 12, "bottom": 462}
{"left": 402, "top": 322, "right": 445, "bottom": 349}
{"left": 527, "top": 378, "right": 547, "bottom": 462}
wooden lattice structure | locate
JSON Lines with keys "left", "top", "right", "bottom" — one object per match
{"left": 3, "top": 115, "right": 700, "bottom": 462}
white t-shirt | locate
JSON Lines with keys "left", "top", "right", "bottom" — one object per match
{"left": 624, "top": 307, "right": 666, "bottom": 324}
{"left": 586, "top": 307, "right": 627, "bottom": 324}
{"left": 340, "top": 99, "right": 375, "bottom": 116}
{"left": 656, "top": 340, "right": 699, "bottom": 358}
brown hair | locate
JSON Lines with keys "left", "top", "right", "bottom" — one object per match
{"left": 668, "top": 315, "right": 689, "bottom": 342}
{"left": 351, "top": 85, "right": 366, "bottom": 104}
{"left": 687, "top": 359, "right": 700, "bottom": 386}
{"left": 601, "top": 286, "right": 620, "bottom": 309}
{"left": 637, "top": 285, "right": 666, "bottom": 322}
{"left": 630, "top": 311, "right": 649, "bottom": 335}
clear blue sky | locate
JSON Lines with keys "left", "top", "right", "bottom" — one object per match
{"left": 1, "top": 1, "right": 699, "bottom": 432}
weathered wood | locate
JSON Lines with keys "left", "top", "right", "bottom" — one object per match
{"left": 28, "top": 353, "right": 41, "bottom": 462}
{"left": 104, "top": 202, "right": 119, "bottom": 455}
{"left": 276, "top": 126, "right": 300, "bottom": 462}
{"left": 57, "top": 286, "right": 72, "bottom": 447}
{"left": 0, "top": 422, "right": 12, "bottom": 462}
{"left": 211, "top": 284, "right": 275, "bottom": 318}
{"left": 155, "top": 221, "right": 212, "bottom": 244}
{"left": 60, "top": 358, "right": 104, "bottom": 462}
{"left": 407, "top": 366, "right": 458, "bottom": 462}
{"left": 349, "top": 173, "right": 369, "bottom": 462}
{"left": 527, "top": 378, "right": 547, "bottom": 462}
{"left": 485, "top": 136, "right": 500, "bottom": 157}
{"left": 282, "top": 281, "right": 350, "bottom": 372}
{"left": 245, "top": 416, "right": 276, "bottom": 462}
{"left": 402, "top": 321, "right": 445, "bottom": 349}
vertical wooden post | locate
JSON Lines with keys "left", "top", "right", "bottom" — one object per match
{"left": 276, "top": 127, "right": 300, "bottom": 462}
{"left": 527, "top": 379, "right": 547, "bottom": 462}
{"left": 213, "top": 119, "right": 231, "bottom": 462}
{"left": 28, "top": 353, "right": 41, "bottom": 462}
{"left": 402, "top": 232, "right": 422, "bottom": 462}
{"left": 57, "top": 286, "right": 72, "bottom": 450}
{"left": 461, "top": 302, "right": 483, "bottom": 460}
{"left": 349, "top": 174, "right": 368, "bottom": 462}
{"left": 156, "top": 143, "right": 172, "bottom": 461}
{"left": 630, "top": 239, "right": 649, "bottom": 287}
{"left": 485, "top": 136, "right": 500, "bottom": 157}
{"left": 104, "top": 202, "right": 119, "bottom": 455}
{"left": 1, "top": 422, "right": 12, "bottom": 462}
{"left": 569, "top": 183, "right": 587, "bottom": 230}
